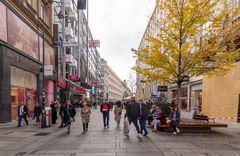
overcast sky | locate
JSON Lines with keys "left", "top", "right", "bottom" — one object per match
{"left": 88, "top": 0, "right": 156, "bottom": 81}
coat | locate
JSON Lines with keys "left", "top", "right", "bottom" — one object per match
{"left": 125, "top": 101, "right": 140, "bottom": 121}
{"left": 114, "top": 105, "right": 123, "bottom": 122}
{"left": 140, "top": 104, "right": 150, "bottom": 120}
{"left": 81, "top": 106, "right": 91, "bottom": 123}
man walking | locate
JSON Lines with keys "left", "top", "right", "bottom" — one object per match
{"left": 139, "top": 99, "right": 150, "bottom": 136}
{"left": 100, "top": 99, "right": 110, "bottom": 128}
{"left": 125, "top": 97, "right": 142, "bottom": 138}
{"left": 17, "top": 103, "right": 29, "bottom": 127}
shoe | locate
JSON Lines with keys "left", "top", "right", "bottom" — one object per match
{"left": 125, "top": 134, "right": 129, "bottom": 137}
{"left": 176, "top": 128, "right": 180, "bottom": 133}
{"left": 137, "top": 133, "right": 142, "bottom": 138}
{"left": 63, "top": 125, "right": 66, "bottom": 127}
{"left": 173, "top": 132, "right": 177, "bottom": 135}
{"left": 144, "top": 132, "right": 149, "bottom": 136}
{"left": 67, "top": 131, "right": 70, "bottom": 134}
{"left": 106, "top": 125, "right": 109, "bottom": 128}
{"left": 17, "top": 126, "right": 21, "bottom": 127}
{"left": 59, "top": 126, "right": 63, "bottom": 128}
{"left": 152, "top": 130, "right": 157, "bottom": 132}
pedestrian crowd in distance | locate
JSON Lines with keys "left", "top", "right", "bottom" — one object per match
{"left": 16, "top": 97, "right": 180, "bottom": 136}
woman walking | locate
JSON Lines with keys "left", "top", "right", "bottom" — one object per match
{"left": 64, "top": 101, "right": 72, "bottom": 134}
{"left": 81, "top": 101, "right": 91, "bottom": 133}
{"left": 114, "top": 101, "right": 123, "bottom": 128}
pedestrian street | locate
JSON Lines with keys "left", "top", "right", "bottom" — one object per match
{"left": 0, "top": 108, "right": 239, "bottom": 156}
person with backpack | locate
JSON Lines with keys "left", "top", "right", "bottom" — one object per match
{"left": 100, "top": 99, "right": 110, "bottom": 128}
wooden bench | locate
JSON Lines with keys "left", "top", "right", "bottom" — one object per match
{"left": 193, "top": 114, "right": 215, "bottom": 123}
{"left": 157, "top": 119, "right": 227, "bottom": 132}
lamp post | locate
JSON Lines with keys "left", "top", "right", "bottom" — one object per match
{"left": 41, "top": 6, "right": 46, "bottom": 128}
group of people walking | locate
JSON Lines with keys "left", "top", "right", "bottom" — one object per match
{"left": 17, "top": 97, "right": 180, "bottom": 136}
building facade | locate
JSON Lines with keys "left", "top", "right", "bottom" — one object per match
{"left": 0, "top": 0, "right": 55, "bottom": 123}
{"left": 100, "top": 59, "right": 126, "bottom": 102}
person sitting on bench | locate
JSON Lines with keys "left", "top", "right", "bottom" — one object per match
{"left": 147, "top": 106, "right": 157, "bottom": 125}
{"left": 152, "top": 107, "right": 166, "bottom": 132}
{"left": 169, "top": 107, "right": 180, "bottom": 135}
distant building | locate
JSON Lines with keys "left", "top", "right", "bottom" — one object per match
{"left": 100, "top": 59, "right": 127, "bottom": 102}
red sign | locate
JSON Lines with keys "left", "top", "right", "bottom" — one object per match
{"left": 74, "top": 87, "right": 86, "bottom": 95}
{"left": 69, "top": 75, "right": 79, "bottom": 81}
{"left": 57, "top": 79, "right": 67, "bottom": 89}
{"left": 89, "top": 40, "right": 100, "bottom": 48}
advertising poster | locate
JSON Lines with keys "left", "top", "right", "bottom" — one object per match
{"left": 7, "top": 10, "right": 39, "bottom": 60}
{"left": 0, "top": 2, "right": 7, "bottom": 42}
{"left": 44, "top": 41, "right": 55, "bottom": 70}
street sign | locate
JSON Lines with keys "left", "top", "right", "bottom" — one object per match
{"left": 53, "top": 41, "right": 78, "bottom": 47}
{"left": 158, "top": 86, "right": 168, "bottom": 92}
{"left": 44, "top": 65, "right": 53, "bottom": 76}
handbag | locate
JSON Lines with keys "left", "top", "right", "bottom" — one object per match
{"left": 166, "top": 118, "right": 172, "bottom": 124}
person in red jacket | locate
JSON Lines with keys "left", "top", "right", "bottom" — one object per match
{"left": 100, "top": 99, "right": 110, "bottom": 128}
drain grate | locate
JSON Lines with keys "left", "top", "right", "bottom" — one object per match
{"left": 15, "top": 152, "right": 27, "bottom": 156}
{"left": 34, "top": 132, "right": 50, "bottom": 136}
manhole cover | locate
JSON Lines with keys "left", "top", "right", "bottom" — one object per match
{"left": 16, "top": 152, "right": 27, "bottom": 156}
{"left": 34, "top": 132, "right": 50, "bottom": 136}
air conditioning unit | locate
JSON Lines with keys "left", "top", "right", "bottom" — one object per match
{"left": 64, "top": 0, "right": 73, "bottom": 12}
{"left": 68, "top": 11, "right": 77, "bottom": 21}
{"left": 65, "top": 26, "right": 74, "bottom": 38}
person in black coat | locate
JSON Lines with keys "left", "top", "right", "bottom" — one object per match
{"left": 50, "top": 102, "right": 57, "bottom": 124}
{"left": 139, "top": 100, "right": 150, "bottom": 136}
{"left": 59, "top": 103, "right": 66, "bottom": 128}
{"left": 33, "top": 103, "right": 42, "bottom": 124}
{"left": 125, "top": 97, "right": 142, "bottom": 138}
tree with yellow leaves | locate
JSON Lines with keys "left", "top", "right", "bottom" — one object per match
{"left": 134, "top": 0, "right": 240, "bottom": 110}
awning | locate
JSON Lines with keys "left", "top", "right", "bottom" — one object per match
{"left": 64, "top": 79, "right": 88, "bottom": 94}
{"left": 74, "top": 86, "right": 86, "bottom": 95}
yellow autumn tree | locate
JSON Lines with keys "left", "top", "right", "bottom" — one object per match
{"left": 134, "top": 0, "right": 240, "bottom": 110}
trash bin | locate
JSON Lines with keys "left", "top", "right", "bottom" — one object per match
{"left": 45, "top": 107, "right": 52, "bottom": 127}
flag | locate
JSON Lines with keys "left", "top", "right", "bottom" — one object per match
{"left": 77, "top": 0, "right": 87, "bottom": 10}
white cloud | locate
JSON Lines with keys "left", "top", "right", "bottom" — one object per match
{"left": 89, "top": 0, "right": 155, "bottom": 81}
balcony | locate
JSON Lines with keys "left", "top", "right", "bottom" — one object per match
{"left": 64, "top": 0, "right": 74, "bottom": 12}
{"left": 65, "top": 26, "right": 74, "bottom": 38}
{"left": 69, "top": 59, "right": 77, "bottom": 67}
{"left": 65, "top": 54, "right": 74, "bottom": 63}
{"left": 69, "top": 11, "right": 78, "bottom": 21}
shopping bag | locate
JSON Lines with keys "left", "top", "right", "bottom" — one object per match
{"left": 123, "top": 118, "right": 129, "bottom": 135}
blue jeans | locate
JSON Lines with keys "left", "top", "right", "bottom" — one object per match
{"left": 140, "top": 118, "right": 148, "bottom": 135}
{"left": 102, "top": 112, "right": 109, "bottom": 127}
{"left": 18, "top": 115, "right": 28, "bottom": 127}
{"left": 172, "top": 120, "right": 179, "bottom": 132}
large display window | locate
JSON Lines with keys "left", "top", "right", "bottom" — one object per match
{"left": 10, "top": 66, "right": 37, "bottom": 120}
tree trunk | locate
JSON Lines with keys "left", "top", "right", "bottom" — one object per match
{"left": 176, "top": 81, "right": 182, "bottom": 119}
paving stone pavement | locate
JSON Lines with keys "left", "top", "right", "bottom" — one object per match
{"left": 0, "top": 107, "right": 239, "bottom": 156}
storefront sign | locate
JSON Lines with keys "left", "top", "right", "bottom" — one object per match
{"left": 6, "top": 52, "right": 38, "bottom": 72}
{"left": 69, "top": 75, "right": 79, "bottom": 81}
{"left": 158, "top": 86, "right": 168, "bottom": 92}
{"left": 74, "top": 86, "right": 86, "bottom": 95}
{"left": 89, "top": 40, "right": 100, "bottom": 48}
{"left": 44, "top": 65, "right": 53, "bottom": 76}
{"left": 57, "top": 79, "right": 67, "bottom": 89}
{"left": 54, "top": 41, "right": 78, "bottom": 47}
